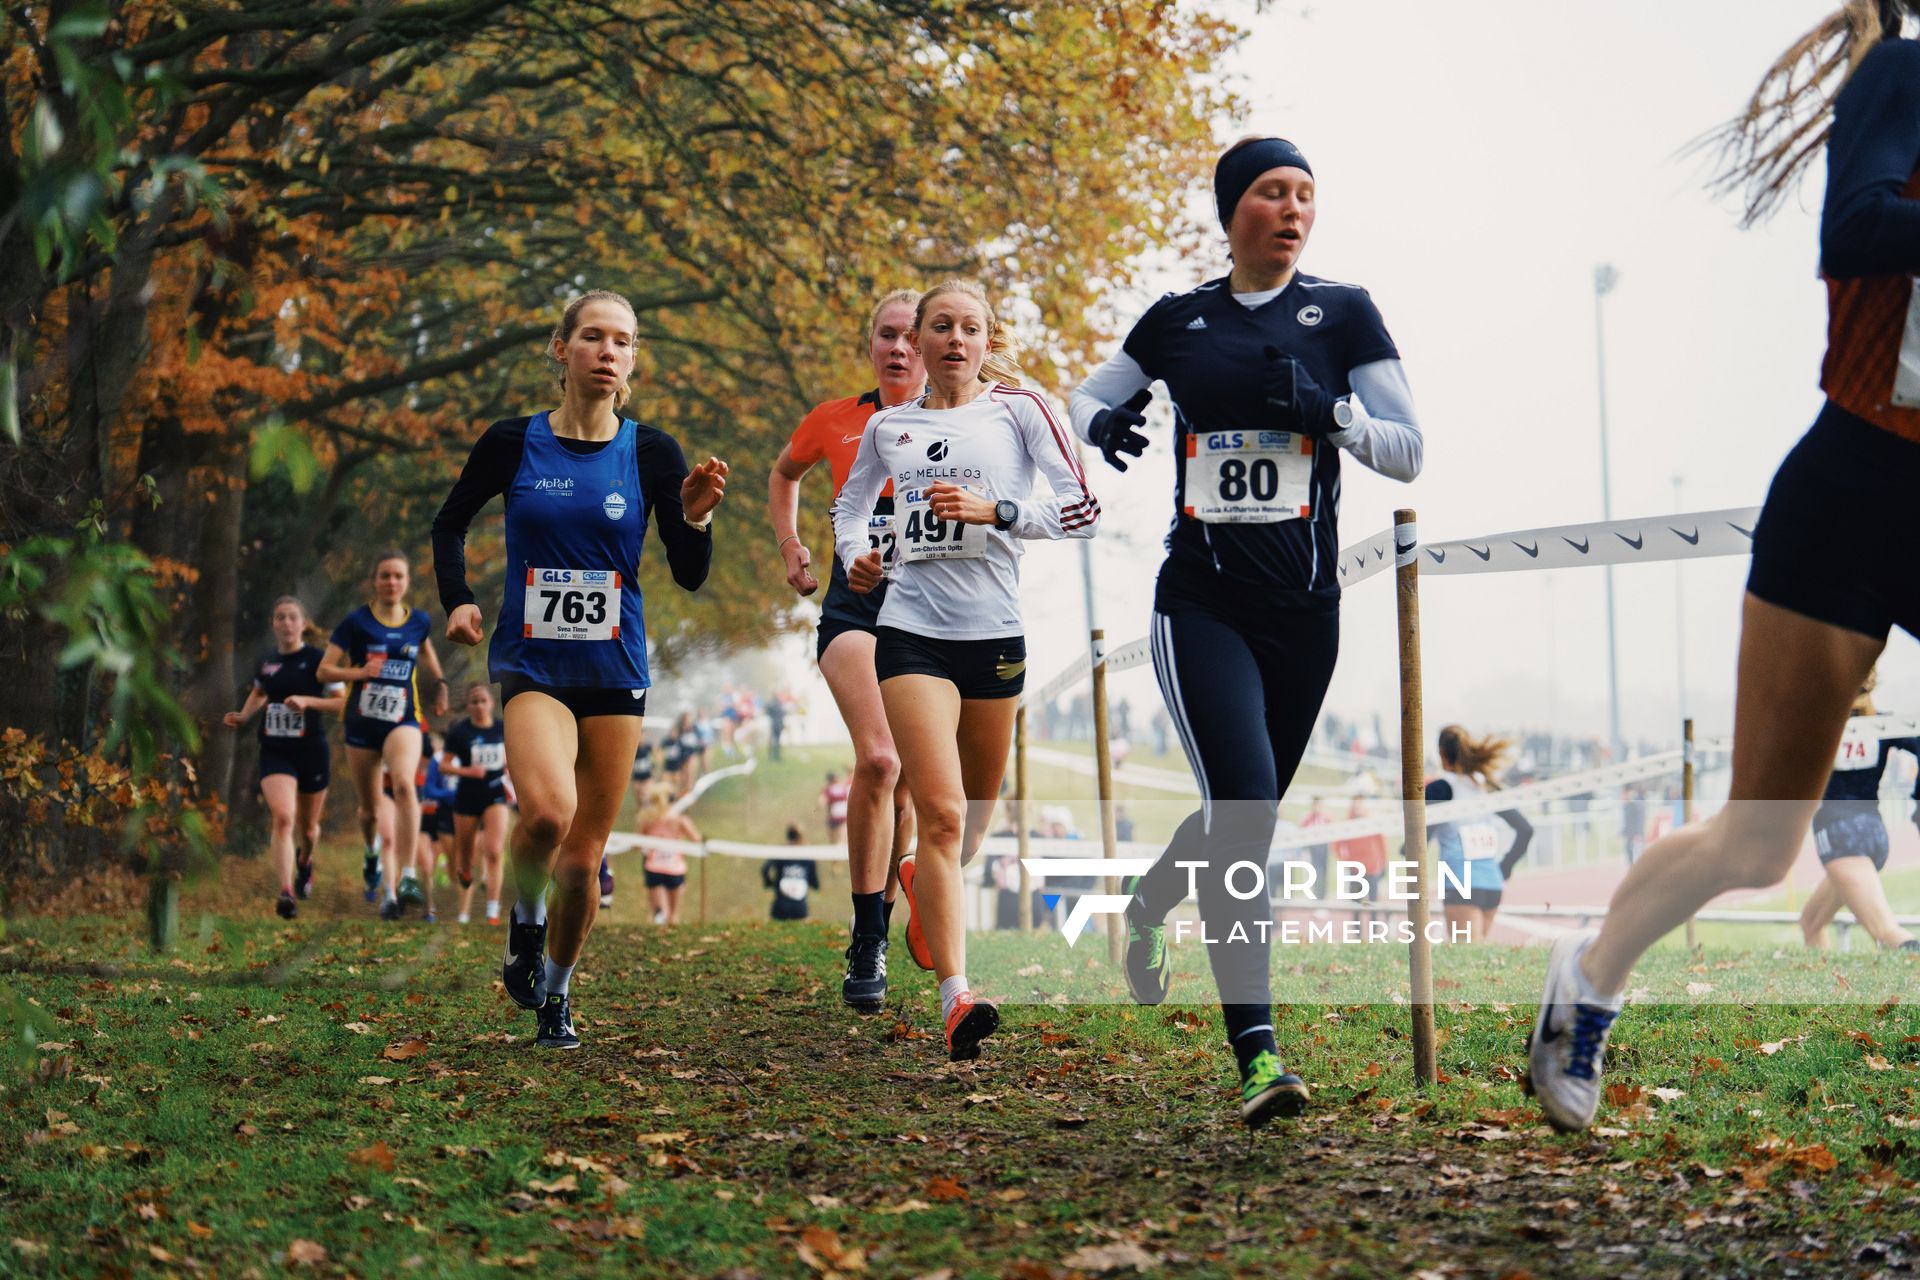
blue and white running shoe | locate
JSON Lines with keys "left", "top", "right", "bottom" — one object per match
{"left": 1525, "top": 930, "right": 1623, "bottom": 1132}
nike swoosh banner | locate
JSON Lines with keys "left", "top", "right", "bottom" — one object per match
{"left": 1027, "top": 505, "right": 1763, "bottom": 705}
{"left": 1335, "top": 506, "right": 1761, "bottom": 588}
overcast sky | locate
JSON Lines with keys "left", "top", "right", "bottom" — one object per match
{"left": 1003, "top": 0, "right": 1920, "bottom": 749}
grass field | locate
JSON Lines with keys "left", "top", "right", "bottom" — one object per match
{"left": 3, "top": 893, "right": 1919, "bottom": 1277}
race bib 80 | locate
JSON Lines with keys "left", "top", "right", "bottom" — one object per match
{"left": 896, "top": 486, "right": 987, "bottom": 565}
{"left": 523, "top": 568, "right": 621, "bottom": 641}
{"left": 263, "top": 702, "right": 306, "bottom": 738}
{"left": 1182, "top": 429, "right": 1312, "bottom": 524}
{"left": 358, "top": 684, "right": 407, "bottom": 723}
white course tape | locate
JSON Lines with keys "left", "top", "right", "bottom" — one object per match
{"left": 1035, "top": 504, "right": 1763, "bottom": 707}
{"left": 1339, "top": 506, "right": 1761, "bottom": 589}
{"left": 668, "top": 752, "right": 756, "bottom": 815}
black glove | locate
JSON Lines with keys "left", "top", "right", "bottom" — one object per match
{"left": 1261, "top": 345, "right": 1339, "bottom": 436}
{"left": 1087, "top": 387, "right": 1153, "bottom": 471}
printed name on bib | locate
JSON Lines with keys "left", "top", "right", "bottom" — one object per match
{"left": 1182, "top": 429, "right": 1312, "bottom": 524}
{"left": 471, "top": 742, "right": 507, "bottom": 772}
{"left": 358, "top": 684, "right": 408, "bottom": 723}
{"left": 263, "top": 702, "right": 306, "bottom": 738}
{"left": 896, "top": 485, "right": 988, "bottom": 564}
{"left": 523, "top": 568, "right": 621, "bottom": 642}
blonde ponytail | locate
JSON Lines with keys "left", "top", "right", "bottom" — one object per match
{"left": 1703, "top": 0, "right": 1905, "bottom": 226}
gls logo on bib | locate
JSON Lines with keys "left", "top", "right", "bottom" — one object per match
{"left": 602, "top": 492, "right": 627, "bottom": 520}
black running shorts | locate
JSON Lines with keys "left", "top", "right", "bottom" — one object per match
{"left": 1747, "top": 402, "right": 1920, "bottom": 641}
{"left": 874, "top": 627, "right": 1026, "bottom": 700}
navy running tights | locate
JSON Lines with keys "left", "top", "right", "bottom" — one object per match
{"left": 1136, "top": 603, "right": 1340, "bottom": 1016}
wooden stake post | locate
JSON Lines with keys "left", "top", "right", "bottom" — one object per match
{"left": 1682, "top": 717, "right": 1697, "bottom": 952}
{"left": 1016, "top": 704, "right": 1033, "bottom": 931}
{"left": 1394, "top": 509, "right": 1437, "bottom": 1087}
{"left": 1089, "top": 629, "right": 1123, "bottom": 964}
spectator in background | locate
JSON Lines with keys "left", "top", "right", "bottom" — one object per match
{"left": 1621, "top": 786, "right": 1648, "bottom": 866}
{"left": 767, "top": 689, "right": 788, "bottom": 761}
{"left": 822, "top": 770, "right": 852, "bottom": 843}
{"left": 1299, "top": 794, "right": 1332, "bottom": 897}
{"left": 1332, "top": 794, "right": 1388, "bottom": 902}
{"left": 1115, "top": 804, "right": 1135, "bottom": 844}
{"left": 1150, "top": 707, "right": 1170, "bottom": 758}
{"left": 764, "top": 826, "right": 820, "bottom": 921}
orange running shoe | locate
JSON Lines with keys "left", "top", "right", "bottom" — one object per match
{"left": 944, "top": 991, "right": 1000, "bottom": 1062}
{"left": 897, "top": 855, "right": 933, "bottom": 971}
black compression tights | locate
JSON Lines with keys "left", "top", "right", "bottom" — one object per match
{"left": 1134, "top": 605, "right": 1339, "bottom": 1053}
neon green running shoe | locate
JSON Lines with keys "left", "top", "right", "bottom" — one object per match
{"left": 1240, "top": 1050, "right": 1310, "bottom": 1129}
{"left": 1122, "top": 874, "right": 1172, "bottom": 1006}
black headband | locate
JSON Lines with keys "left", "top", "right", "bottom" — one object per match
{"left": 1214, "top": 138, "right": 1312, "bottom": 231}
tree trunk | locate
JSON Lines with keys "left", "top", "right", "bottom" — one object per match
{"left": 185, "top": 431, "right": 248, "bottom": 804}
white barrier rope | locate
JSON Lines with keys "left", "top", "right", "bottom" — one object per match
{"left": 1029, "top": 504, "right": 1764, "bottom": 708}
{"left": 1336, "top": 506, "right": 1761, "bottom": 588}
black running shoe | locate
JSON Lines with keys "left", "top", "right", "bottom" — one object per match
{"left": 502, "top": 906, "right": 548, "bottom": 1010}
{"left": 1122, "top": 875, "right": 1173, "bottom": 1006}
{"left": 841, "top": 935, "right": 889, "bottom": 1013}
{"left": 536, "top": 993, "right": 579, "bottom": 1049}
{"left": 275, "top": 891, "right": 297, "bottom": 921}
{"left": 362, "top": 851, "right": 381, "bottom": 903}
{"left": 294, "top": 855, "right": 314, "bottom": 900}
{"left": 378, "top": 897, "right": 403, "bottom": 922}
{"left": 1240, "top": 1050, "right": 1310, "bottom": 1129}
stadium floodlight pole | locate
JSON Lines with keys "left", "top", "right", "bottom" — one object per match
{"left": 1672, "top": 474, "right": 1689, "bottom": 725}
{"left": 1594, "top": 264, "right": 1624, "bottom": 762}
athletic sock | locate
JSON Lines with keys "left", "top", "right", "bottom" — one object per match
{"left": 371, "top": 835, "right": 383, "bottom": 858}
{"left": 1224, "top": 1006, "right": 1278, "bottom": 1077}
{"left": 1571, "top": 937, "right": 1625, "bottom": 1008}
{"left": 852, "top": 891, "right": 886, "bottom": 939}
{"left": 517, "top": 891, "right": 548, "bottom": 926}
{"left": 882, "top": 896, "right": 896, "bottom": 930}
{"left": 486, "top": 899, "right": 501, "bottom": 918}
{"left": 938, "top": 975, "right": 968, "bottom": 1024}
{"left": 545, "top": 959, "right": 575, "bottom": 998}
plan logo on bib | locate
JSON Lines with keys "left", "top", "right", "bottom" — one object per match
{"left": 602, "top": 491, "right": 627, "bottom": 521}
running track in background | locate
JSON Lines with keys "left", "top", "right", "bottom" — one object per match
{"left": 1271, "top": 824, "right": 1920, "bottom": 946}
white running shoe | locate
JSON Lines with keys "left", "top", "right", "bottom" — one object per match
{"left": 1525, "top": 930, "right": 1623, "bottom": 1133}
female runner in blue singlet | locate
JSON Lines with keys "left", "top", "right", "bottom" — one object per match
{"left": 431, "top": 289, "right": 727, "bottom": 1050}
{"left": 318, "top": 553, "right": 449, "bottom": 920}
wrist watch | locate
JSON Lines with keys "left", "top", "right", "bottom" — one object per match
{"left": 993, "top": 499, "right": 1018, "bottom": 531}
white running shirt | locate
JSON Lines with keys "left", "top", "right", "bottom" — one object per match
{"left": 832, "top": 382, "right": 1100, "bottom": 640}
